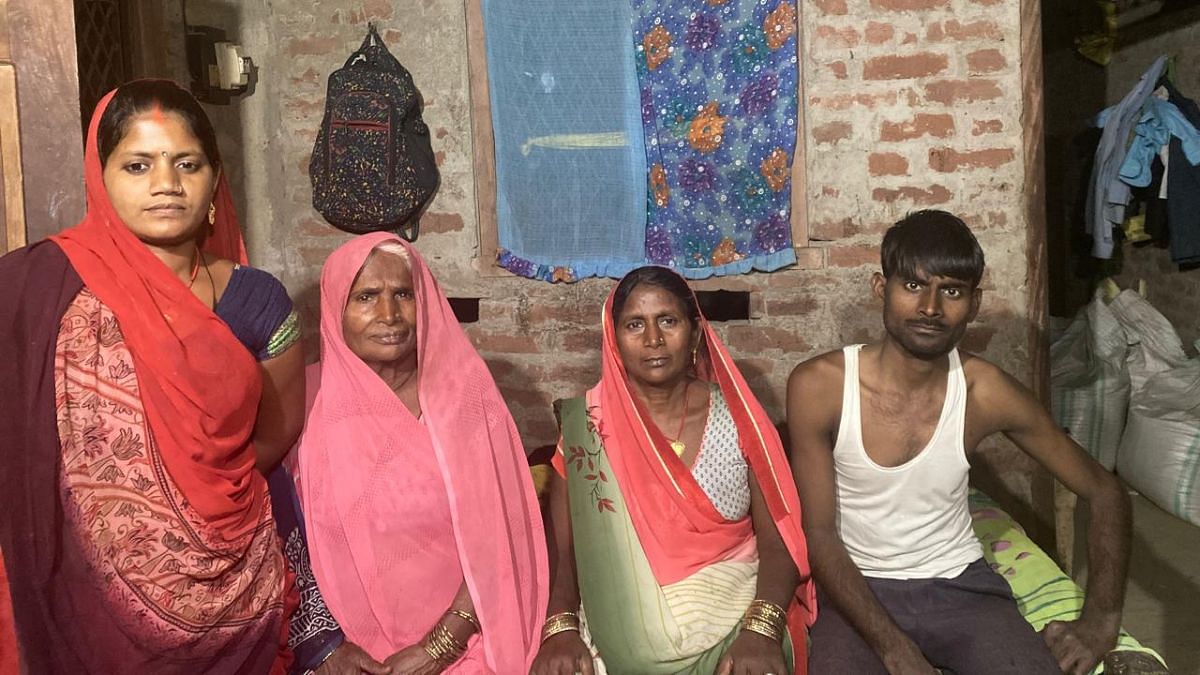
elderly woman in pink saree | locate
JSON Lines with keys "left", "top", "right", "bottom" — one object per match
{"left": 281, "top": 233, "right": 548, "bottom": 674}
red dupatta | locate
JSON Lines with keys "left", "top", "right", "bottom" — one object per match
{"left": 584, "top": 280, "right": 817, "bottom": 628}
{"left": 50, "top": 85, "right": 263, "bottom": 540}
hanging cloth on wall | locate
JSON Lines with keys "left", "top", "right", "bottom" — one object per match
{"left": 1163, "top": 80, "right": 1200, "bottom": 266}
{"left": 633, "top": 0, "right": 799, "bottom": 278}
{"left": 1086, "top": 55, "right": 1167, "bottom": 259}
{"left": 482, "top": 0, "right": 648, "bottom": 282}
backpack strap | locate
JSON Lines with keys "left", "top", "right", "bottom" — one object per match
{"left": 344, "top": 23, "right": 405, "bottom": 76}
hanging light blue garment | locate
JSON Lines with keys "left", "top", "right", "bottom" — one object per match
{"left": 482, "top": 0, "right": 648, "bottom": 281}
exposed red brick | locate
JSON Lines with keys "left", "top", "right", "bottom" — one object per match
{"left": 902, "top": 32, "right": 918, "bottom": 44}
{"left": 927, "top": 20, "right": 1003, "bottom": 42}
{"left": 520, "top": 416, "right": 559, "bottom": 447}
{"left": 290, "top": 67, "right": 322, "bottom": 86}
{"left": 563, "top": 330, "right": 602, "bottom": 352}
{"left": 967, "top": 48, "right": 1007, "bottom": 74}
{"left": 726, "top": 326, "right": 811, "bottom": 354}
{"left": 929, "top": 147, "right": 1015, "bottom": 172}
{"left": 820, "top": 186, "right": 841, "bottom": 198}
{"left": 769, "top": 295, "right": 820, "bottom": 317}
{"left": 297, "top": 217, "right": 343, "bottom": 238}
{"left": 421, "top": 212, "right": 464, "bottom": 234}
{"left": 435, "top": 150, "right": 446, "bottom": 167}
{"left": 735, "top": 357, "right": 777, "bottom": 376}
{"left": 863, "top": 53, "right": 948, "bottom": 80}
{"left": 870, "top": 0, "right": 949, "bottom": 10}
{"left": 350, "top": 0, "right": 395, "bottom": 23}
{"left": 811, "top": 217, "right": 853, "bottom": 240}
{"left": 879, "top": 113, "right": 955, "bottom": 141}
{"left": 287, "top": 36, "right": 342, "bottom": 56}
{"left": 470, "top": 332, "right": 544, "bottom": 354}
{"left": 813, "top": 0, "right": 849, "bottom": 14}
{"left": 869, "top": 152, "right": 909, "bottom": 176}
{"left": 435, "top": 127, "right": 449, "bottom": 139}
{"left": 484, "top": 359, "right": 517, "bottom": 379}
{"left": 871, "top": 184, "right": 954, "bottom": 205}
{"left": 500, "top": 385, "right": 554, "bottom": 410}
{"left": 925, "top": 79, "right": 1003, "bottom": 105}
{"left": 810, "top": 91, "right": 900, "bottom": 110}
{"left": 794, "top": 247, "right": 826, "bottom": 269}
{"left": 815, "top": 25, "right": 860, "bottom": 48}
{"left": 381, "top": 29, "right": 403, "bottom": 44}
{"left": 963, "top": 210, "right": 1009, "bottom": 230}
{"left": 812, "top": 121, "right": 853, "bottom": 145}
{"left": 527, "top": 301, "right": 593, "bottom": 326}
{"left": 972, "top": 119, "right": 1004, "bottom": 136}
{"left": 828, "top": 245, "right": 882, "bottom": 268}
{"left": 865, "top": 21, "right": 896, "bottom": 44}
{"left": 827, "top": 61, "right": 849, "bottom": 80}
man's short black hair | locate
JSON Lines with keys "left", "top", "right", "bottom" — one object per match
{"left": 881, "top": 210, "right": 985, "bottom": 287}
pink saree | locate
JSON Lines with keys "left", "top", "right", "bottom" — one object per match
{"left": 293, "top": 233, "right": 548, "bottom": 672}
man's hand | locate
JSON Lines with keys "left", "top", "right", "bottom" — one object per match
{"left": 880, "top": 642, "right": 939, "bottom": 675}
{"left": 314, "top": 642, "right": 389, "bottom": 675}
{"left": 1042, "top": 614, "right": 1119, "bottom": 675}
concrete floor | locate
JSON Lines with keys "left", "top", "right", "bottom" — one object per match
{"left": 1074, "top": 492, "right": 1200, "bottom": 674}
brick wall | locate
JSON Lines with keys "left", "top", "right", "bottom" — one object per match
{"left": 177, "top": 0, "right": 1046, "bottom": 524}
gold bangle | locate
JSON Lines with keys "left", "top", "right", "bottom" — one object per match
{"left": 746, "top": 599, "right": 788, "bottom": 624}
{"left": 446, "top": 608, "right": 481, "bottom": 634}
{"left": 741, "top": 616, "right": 784, "bottom": 643}
{"left": 422, "top": 622, "right": 467, "bottom": 665}
{"left": 540, "top": 612, "right": 581, "bottom": 644}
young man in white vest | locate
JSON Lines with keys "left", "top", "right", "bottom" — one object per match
{"left": 787, "top": 210, "right": 1130, "bottom": 674}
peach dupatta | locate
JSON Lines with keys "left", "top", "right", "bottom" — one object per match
{"left": 294, "top": 233, "right": 548, "bottom": 671}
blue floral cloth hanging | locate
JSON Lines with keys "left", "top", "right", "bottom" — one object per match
{"left": 634, "top": 0, "right": 799, "bottom": 278}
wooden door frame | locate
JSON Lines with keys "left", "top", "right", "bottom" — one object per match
{"left": 2, "top": 0, "right": 85, "bottom": 248}
{"left": 0, "top": 0, "right": 24, "bottom": 254}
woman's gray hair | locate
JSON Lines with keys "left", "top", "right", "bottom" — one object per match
{"left": 370, "top": 240, "right": 411, "bottom": 264}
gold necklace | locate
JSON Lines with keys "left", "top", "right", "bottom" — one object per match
{"left": 668, "top": 381, "right": 692, "bottom": 457}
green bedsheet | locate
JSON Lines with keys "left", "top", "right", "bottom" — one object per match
{"left": 969, "top": 490, "right": 1167, "bottom": 673}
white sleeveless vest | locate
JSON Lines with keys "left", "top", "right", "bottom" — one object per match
{"left": 832, "top": 345, "right": 982, "bottom": 579}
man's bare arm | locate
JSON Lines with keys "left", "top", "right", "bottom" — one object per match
{"left": 971, "top": 359, "right": 1130, "bottom": 674}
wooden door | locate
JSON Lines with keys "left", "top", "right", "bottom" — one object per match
{"left": 1, "top": 0, "right": 86, "bottom": 252}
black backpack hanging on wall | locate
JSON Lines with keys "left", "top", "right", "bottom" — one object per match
{"left": 310, "top": 24, "right": 437, "bottom": 239}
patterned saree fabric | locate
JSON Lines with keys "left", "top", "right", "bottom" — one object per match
{"left": 483, "top": 0, "right": 648, "bottom": 282}
{"left": 635, "top": 0, "right": 800, "bottom": 277}
{"left": 485, "top": 0, "right": 800, "bottom": 282}
{"left": 294, "top": 233, "right": 548, "bottom": 671}
{"left": 0, "top": 84, "right": 289, "bottom": 673}
{"left": 555, "top": 273, "right": 815, "bottom": 673}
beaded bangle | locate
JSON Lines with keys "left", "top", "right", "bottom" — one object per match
{"left": 540, "top": 611, "right": 581, "bottom": 643}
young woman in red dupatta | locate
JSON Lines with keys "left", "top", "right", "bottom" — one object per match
{"left": 284, "top": 233, "right": 548, "bottom": 674}
{"left": 532, "top": 266, "right": 817, "bottom": 675}
{"left": 0, "top": 81, "right": 304, "bottom": 673}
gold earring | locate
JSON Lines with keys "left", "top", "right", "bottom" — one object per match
{"left": 208, "top": 203, "right": 217, "bottom": 226}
